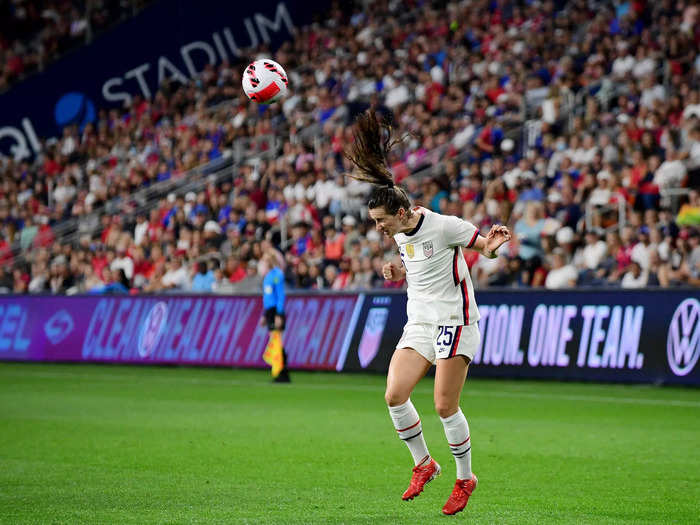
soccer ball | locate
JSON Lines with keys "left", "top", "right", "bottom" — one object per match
{"left": 242, "top": 59, "right": 289, "bottom": 104}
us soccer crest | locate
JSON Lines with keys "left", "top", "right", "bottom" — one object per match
{"left": 406, "top": 244, "right": 415, "bottom": 258}
{"left": 423, "top": 241, "right": 433, "bottom": 258}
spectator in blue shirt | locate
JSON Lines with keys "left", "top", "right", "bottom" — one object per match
{"left": 191, "top": 261, "right": 215, "bottom": 293}
{"left": 156, "top": 162, "right": 171, "bottom": 181}
{"left": 88, "top": 268, "right": 130, "bottom": 295}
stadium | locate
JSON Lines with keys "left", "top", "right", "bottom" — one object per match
{"left": 0, "top": 0, "right": 699, "bottom": 522}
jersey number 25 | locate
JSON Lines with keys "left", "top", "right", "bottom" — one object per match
{"left": 436, "top": 326, "right": 456, "bottom": 350}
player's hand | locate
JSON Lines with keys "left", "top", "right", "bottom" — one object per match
{"left": 259, "top": 316, "right": 266, "bottom": 327}
{"left": 485, "top": 225, "right": 511, "bottom": 254}
{"left": 382, "top": 262, "right": 402, "bottom": 281}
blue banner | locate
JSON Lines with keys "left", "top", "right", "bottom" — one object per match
{"left": 0, "top": 0, "right": 328, "bottom": 159}
{"left": 341, "top": 289, "right": 700, "bottom": 386}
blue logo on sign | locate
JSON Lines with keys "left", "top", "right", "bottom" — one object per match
{"left": 44, "top": 309, "right": 74, "bottom": 345}
{"left": 54, "top": 92, "right": 96, "bottom": 129}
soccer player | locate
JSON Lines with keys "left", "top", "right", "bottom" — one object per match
{"left": 345, "top": 111, "right": 511, "bottom": 515}
{"left": 260, "top": 250, "right": 291, "bottom": 383}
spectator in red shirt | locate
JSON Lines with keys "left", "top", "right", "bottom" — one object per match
{"left": 147, "top": 208, "right": 164, "bottom": 242}
{"left": 476, "top": 118, "right": 497, "bottom": 158}
{"left": 226, "top": 255, "right": 246, "bottom": 283}
{"left": 33, "top": 217, "right": 55, "bottom": 248}
{"left": 0, "top": 236, "right": 12, "bottom": 266}
{"left": 6, "top": 50, "right": 24, "bottom": 78}
{"left": 324, "top": 226, "right": 345, "bottom": 264}
{"left": 485, "top": 77, "right": 505, "bottom": 105}
{"left": 132, "top": 245, "right": 154, "bottom": 287}
{"left": 91, "top": 244, "right": 108, "bottom": 279}
{"left": 332, "top": 258, "right": 352, "bottom": 289}
{"left": 618, "top": 227, "right": 636, "bottom": 269}
{"left": 42, "top": 153, "right": 63, "bottom": 177}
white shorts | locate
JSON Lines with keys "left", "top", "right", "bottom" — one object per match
{"left": 397, "top": 321, "right": 480, "bottom": 364}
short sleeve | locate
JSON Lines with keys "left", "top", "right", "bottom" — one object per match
{"left": 442, "top": 215, "right": 480, "bottom": 248}
{"left": 275, "top": 270, "right": 286, "bottom": 313}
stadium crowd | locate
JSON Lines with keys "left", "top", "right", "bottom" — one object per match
{"left": 0, "top": 0, "right": 154, "bottom": 92}
{"left": 0, "top": 0, "right": 699, "bottom": 295}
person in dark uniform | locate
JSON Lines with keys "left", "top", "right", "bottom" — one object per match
{"left": 260, "top": 250, "right": 291, "bottom": 383}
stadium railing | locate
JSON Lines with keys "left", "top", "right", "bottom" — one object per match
{"left": 584, "top": 193, "right": 627, "bottom": 234}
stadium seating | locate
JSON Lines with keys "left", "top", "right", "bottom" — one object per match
{"left": 0, "top": 0, "right": 699, "bottom": 294}
{"left": 0, "top": 0, "right": 154, "bottom": 92}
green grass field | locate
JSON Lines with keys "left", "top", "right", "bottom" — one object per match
{"left": 1, "top": 363, "right": 699, "bottom": 524}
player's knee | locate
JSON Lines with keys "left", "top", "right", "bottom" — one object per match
{"left": 434, "top": 399, "right": 457, "bottom": 418}
{"left": 385, "top": 389, "right": 408, "bottom": 407}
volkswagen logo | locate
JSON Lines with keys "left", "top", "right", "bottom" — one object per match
{"left": 667, "top": 298, "right": 700, "bottom": 376}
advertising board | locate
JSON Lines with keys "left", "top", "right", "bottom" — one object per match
{"left": 1, "top": 290, "right": 697, "bottom": 385}
{"left": 0, "top": 294, "right": 360, "bottom": 371}
{"left": 341, "top": 290, "right": 700, "bottom": 386}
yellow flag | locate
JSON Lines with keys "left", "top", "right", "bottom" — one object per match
{"left": 263, "top": 330, "right": 284, "bottom": 378}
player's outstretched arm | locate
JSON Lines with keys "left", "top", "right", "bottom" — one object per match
{"left": 471, "top": 225, "right": 511, "bottom": 259}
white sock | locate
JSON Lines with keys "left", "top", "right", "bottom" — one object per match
{"left": 440, "top": 408, "right": 471, "bottom": 480}
{"left": 388, "top": 399, "right": 431, "bottom": 466}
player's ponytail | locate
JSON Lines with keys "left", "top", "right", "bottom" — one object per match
{"left": 345, "top": 110, "right": 412, "bottom": 215}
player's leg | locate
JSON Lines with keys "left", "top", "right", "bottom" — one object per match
{"left": 434, "top": 324, "right": 480, "bottom": 515}
{"left": 386, "top": 323, "right": 439, "bottom": 500}
{"left": 434, "top": 353, "right": 471, "bottom": 478}
{"left": 385, "top": 347, "right": 432, "bottom": 466}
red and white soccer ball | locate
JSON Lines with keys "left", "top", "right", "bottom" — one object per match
{"left": 242, "top": 59, "right": 289, "bottom": 104}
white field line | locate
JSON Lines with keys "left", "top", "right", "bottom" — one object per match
{"left": 1, "top": 368, "right": 700, "bottom": 408}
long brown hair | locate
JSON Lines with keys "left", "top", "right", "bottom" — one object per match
{"left": 344, "top": 110, "right": 412, "bottom": 215}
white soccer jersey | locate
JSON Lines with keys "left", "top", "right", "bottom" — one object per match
{"left": 394, "top": 207, "right": 481, "bottom": 326}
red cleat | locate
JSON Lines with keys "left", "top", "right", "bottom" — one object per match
{"left": 402, "top": 458, "right": 441, "bottom": 500}
{"left": 442, "top": 474, "right": 478, "bottom": 515}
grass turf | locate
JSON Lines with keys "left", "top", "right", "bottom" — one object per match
{"left": 0, "top": 364, "right": 699, "bottom": 524}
